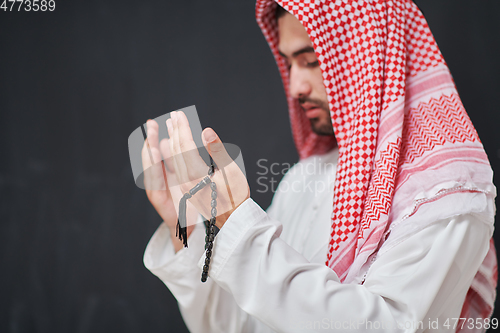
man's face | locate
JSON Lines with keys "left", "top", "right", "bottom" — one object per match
{"left": 278, "top": 12, "right": 334, "bottom": 136}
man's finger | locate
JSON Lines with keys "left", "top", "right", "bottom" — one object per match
{"left": 202, "top": 127, "right": 233, "bottom": 170}
{"left": 159, "top": 138, "right": 175, "bottom": 174}
{"left": 141, "top": 142, "right": 167, "bottom": 191}
{"left": 167, "top": 116, "right": 188, "bottom": 183}
{"left": 174, "top": 111, "right": 206, "bottom": 179}
{"left": 146, "top": 119, "right": 161, "bottom": 163}
{"left": 175, "top": 111, "right": 198, "bottom": 152}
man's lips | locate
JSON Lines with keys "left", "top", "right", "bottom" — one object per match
{"left": 301, "top": 104, "right": 323, "bottom": 119}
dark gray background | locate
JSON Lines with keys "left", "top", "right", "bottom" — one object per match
{"left": 1, "top": 0, "right": 499, "bottom": 332}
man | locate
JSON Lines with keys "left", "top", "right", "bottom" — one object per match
{"left": 142, "top": 1, "right": 497, "bottom": 332}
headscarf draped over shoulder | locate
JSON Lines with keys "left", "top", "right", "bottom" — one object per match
{"left": 256, "top": 0, "right": 497, "bottom": 326}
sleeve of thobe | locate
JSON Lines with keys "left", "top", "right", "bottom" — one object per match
{"left": 144, "top": 218, "right": 265, "bottom": 332}
{"left": 200, "top": 197, "right": 492, "bottom": 333}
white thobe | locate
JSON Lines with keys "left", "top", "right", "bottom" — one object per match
{"left": 144, "top": 149, "right": 494, "bottom": 332}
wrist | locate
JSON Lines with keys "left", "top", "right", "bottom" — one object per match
{"left": 215, "top": 209, "right": 234, "bottom": 229}
{"left": 215, "top": 196, "right": 249, "bottom": 229}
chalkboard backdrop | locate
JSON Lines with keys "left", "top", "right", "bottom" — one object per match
{"left": 1, "top": 1, "right": 499, "bottom": 332}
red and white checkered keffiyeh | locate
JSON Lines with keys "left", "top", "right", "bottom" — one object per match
{"left": 256, "top": 0, "right": 497, "bottom": 328}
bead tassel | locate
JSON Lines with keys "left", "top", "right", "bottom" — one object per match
{"left": 176, "top": 193, "right": 191, "bottom": 248}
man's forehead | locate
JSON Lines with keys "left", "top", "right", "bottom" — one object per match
{"left": 277, "top": 12, "right": 314, "bottom": 57}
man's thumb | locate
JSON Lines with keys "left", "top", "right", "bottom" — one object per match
{"left": 202, "top": 128, "right": 232, "bottom": 169}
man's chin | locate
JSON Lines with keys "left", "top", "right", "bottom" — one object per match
{"left": 310, "top": 120, "right": 335, "bottom": 136}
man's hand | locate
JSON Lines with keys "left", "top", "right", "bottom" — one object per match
{"left": 166, "top": 111, "right": 249, "bottom": 229}
{"left": 141, "top": 119, "right": 198, "bottom": 252}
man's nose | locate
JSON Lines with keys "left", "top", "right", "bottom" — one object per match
{"left": 289, "top": 67, "right": 312, "bottom": 99}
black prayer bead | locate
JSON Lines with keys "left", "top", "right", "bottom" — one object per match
{"left": 200, "top": 164, "right": 217, "bottom": 283}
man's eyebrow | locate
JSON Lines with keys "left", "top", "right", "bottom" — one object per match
{"left": 278, "top": 46, "right": 315, "bottom": 58}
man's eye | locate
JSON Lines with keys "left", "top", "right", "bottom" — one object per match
{"left": 306, "top": 61, "right": 319, "bottom": 68}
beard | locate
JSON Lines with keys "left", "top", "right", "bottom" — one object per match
{"left": 310, "top": 118, "right": 335, "bottom": 136}
{"left": 298, "top": 96, "right": 334, "bottom": 136}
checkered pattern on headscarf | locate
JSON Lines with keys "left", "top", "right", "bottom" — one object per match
{"left": 256, "top": 0, "right": 497, "bottom": 327}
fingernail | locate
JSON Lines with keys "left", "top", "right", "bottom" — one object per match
{"left": 204, "top": 130, "right": 217, "bottom": 143}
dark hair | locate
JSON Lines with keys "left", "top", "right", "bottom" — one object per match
{"left": 275, "top": 4, "right": 288, "bottom": 20}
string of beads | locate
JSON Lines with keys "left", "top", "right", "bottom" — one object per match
{"left": 176, "top": 164, "right": 217, "bottom": 283}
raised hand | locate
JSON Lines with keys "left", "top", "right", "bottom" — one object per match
{"left": 166, "top": 111, "right": 250, "bottom": 229}
{"left": 141, "top": 119, "right": 198, "bottom": 252}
